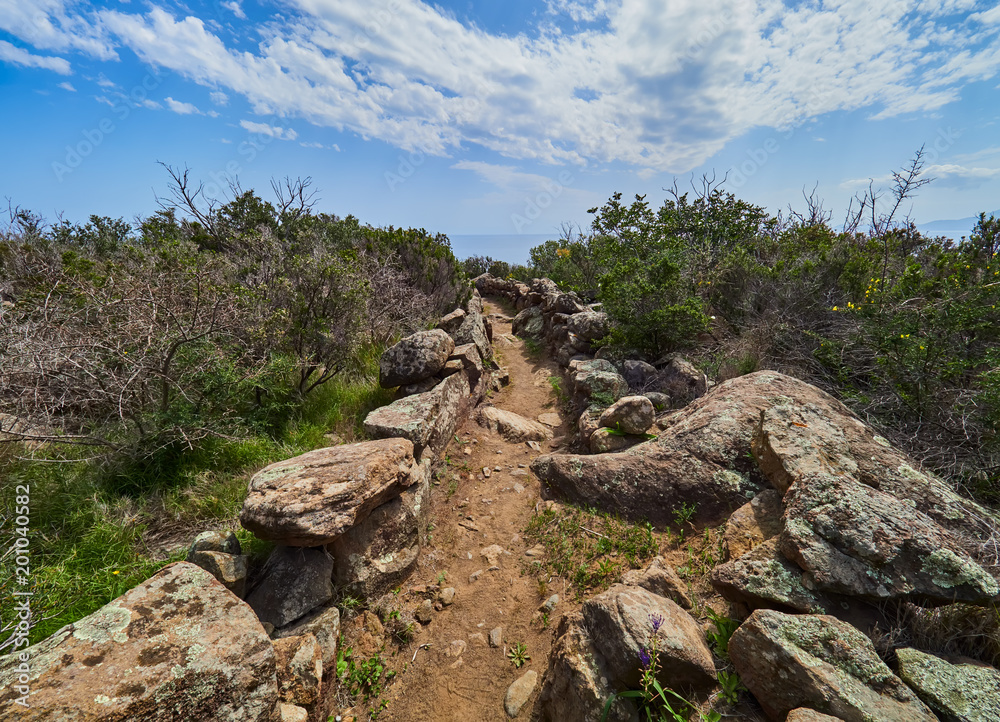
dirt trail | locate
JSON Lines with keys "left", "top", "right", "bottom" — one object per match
{"left": 370, "top": 300, "right": 572, "bottom": 722}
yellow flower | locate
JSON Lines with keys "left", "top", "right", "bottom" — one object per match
{"left": 112, "top": 570, "right": 120, "bottom": 575}
{"left": 832, "top": 306, "right": 838, "bottom": 311}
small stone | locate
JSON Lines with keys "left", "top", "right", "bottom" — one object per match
{"left": 415, "top": 599, "right": 434, "bottom": 624}
{"left": 504, "top": 670, "right": 538, "bottom": 718}
{"left": 188, "top": 530, "right": 241, "bottom": 556}
{"left": 489, "top": 627, "right": 503, "bottom": 648}
{"left": 463, "top": 447, "right": 472, "bottom": 456}
{"left": 540, "top": 594, "right": 559, "bottom": 613}
{"left": 447, "top": 639, "right": 467, "bottom": 657}
{"left": 483, "top": 467, "right": 492, "bottom": 478}
{"left": 279, "top": 703, "right": 309, "bottom": 722}
{"left": 469, "top": 569, "right": 484, "bottom": 583}
{"left": 513, "top": 483, "right": 525, "bottom": 494}
{"left": 439, "top": 587, "right": 456, "bottom": 606}
{"left": 526, "top": 440, "right": 542, "bottom": 452}
{"left": 469, "top": 633, "right": 486, "bottom": 647}
{"left": 262, "top": 622, "right": 276, "bottom": 635}
{"left": 525, "top": 544, "right": 545, "bottom": 557}
{"left": 481, "top": 544, "right": 508, "bottom": 567}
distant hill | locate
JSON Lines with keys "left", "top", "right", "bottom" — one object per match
{"left": 919, "top": 209, "right": 1000, "bottom": 238}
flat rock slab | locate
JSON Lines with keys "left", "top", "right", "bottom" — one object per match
{"left": 365, "top": 372, "right": 470, "bottom": 458}
{"left": 897, "top": 647, "right": 1000, "bottom": 721}
{"left": 730, "top": 609, "right": 936, "bottom": 722}
{"left": 240, "top": 438, "right": 418, "bottom": 546}
{"left": 478, "top": 406, "right": 552, "bottom": 442}
{"left": 781, "top": 472, "right": 1000, "bottom": 605}
{"left": 0, "top": 562, "right": 278, "bottom": 721}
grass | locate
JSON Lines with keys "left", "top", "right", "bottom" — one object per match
{"left": 0, "top": 361, "right": 393, "bottom": 647}
{"left": 523, "top": 503, "right": 660, "bottom": 598}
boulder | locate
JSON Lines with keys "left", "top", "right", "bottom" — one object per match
{"left": 539, "top": 613, "right": 638, "bottom": 722}
{"left": 272, "top": 604, "right": 341, "bottom": 681}
{"left": 452, "top": 306, "right": 493, "bottom": 362}
{"left": 436, "top": 308, "right": 467, "bottom": 333}
{"left": 329, "top": 459, "right": 430, "bottom": 599}
{"left": 578, "top": 408, "right": 602, "bottom": 447}
{"left": 531, "top": 278, "right": 560, "bottom": 295}
{"left": 658, "top": 356, "right": 708, "bottom": 402}
{"left": 512, "top": 306, "right": 544, "bottom": 339}
{"left": 896, "top": 647, "right": 1000, "bottom": 721}
{"left": 599, "top": 396, "right": 655, "bottom": 435}
{"left": 569, "top": 358, "right": 616, "bottom": 374}
{"left": 780, "top": 472, "right": 999, "bottom": 605}
{"left": 478, "top": 406, "right": 553, "bottom": 442}
{"left": 553, "top": 293, "right": 586, "bottom": 315}
{"left": 365, "top": 371, "right": 470, "bottom": 459}
{"left": 379, "top": 329, "right": 454, "bottom": 388}
{"left": 246, "top": 546, "right": 334, "bottom": 629}
{"left": 619, "top": 556, "right": 691, "bottom": 609}
{"left": 723, "top": 489, "right": 783, "bottom": 561}
{"left": 273, "top": 634, "right": 322, "bottom": 708}
{"left": 711, "top": 538, "right": 828, "bottom": 614}
{"left": 589, "top": 428, "right": 640, "bottom": 454}
{"left": 622, "top": 360, "right": 657, "bottom": 390}
{"left": 729, "top": 609, "right": 936, "bottom": 721}
{"left": 581, "top": 584, "right": 716, "bottom": 692}
{"left": 241, "top": 438, "right": 418, "bottom": 546}
{"left": 449, "top": 342, "right": 484, "bottom": 389}
{"left": 0, "top": 562, "right": 279, "bottom": 721}
{"left": 187, "top": 550, "right": 248, "bottom": 598}
{"left": 567, "top": 311, "right": 609, "bottom": 342}
{"left": 573, "top": 367, "right": 629, "bottom": 405}
{"left": 188, "top": 530, "right": 241, "bottom": 556}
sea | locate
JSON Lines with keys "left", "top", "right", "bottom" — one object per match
{"left": 448, "top": 234, "right": 557, "bottom": 265}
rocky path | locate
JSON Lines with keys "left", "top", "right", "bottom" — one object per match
{"left": 375, "top": 301, "right": 571, "bottom": 721}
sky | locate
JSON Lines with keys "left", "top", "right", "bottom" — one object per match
{"left": 1, "top": 0, "right": 999, "bottom": 263}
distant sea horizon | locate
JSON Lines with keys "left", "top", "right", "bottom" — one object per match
{"left": 448, "top": 234, "right": 557, "bottom": 265}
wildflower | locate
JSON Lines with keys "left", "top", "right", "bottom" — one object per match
{"left": 832, "top": 306, "right": 838, "bottom": 311}
{"left": 638, "top": 647, "right": 652, "bottom": 669}
{"left": 649, "top": 613, "right": 664, "bottom": 633}
{"left": 112, "top": 570, "right": 120, "bottom": 575}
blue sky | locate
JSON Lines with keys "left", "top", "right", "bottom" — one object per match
{"left": 2, "top": 0, "right": 999, "bottom": 262}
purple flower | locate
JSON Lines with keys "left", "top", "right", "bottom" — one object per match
{"left": 649, "top": 613, "right": 664, "bottom": 633}
{"left": 638, "top": 646, "right": 652, "bottom": 669}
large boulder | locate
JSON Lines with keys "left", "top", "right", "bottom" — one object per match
{"left": 364, "top": 371, "right": 471, "bottom": 459}
{"left": 378, "top": 329, "right": 454, "bottom": 388}
{"left": 567, "top": 311, "right": 609, "bottom": 342}
{"left": 246, "top": 546, "right": 334, "bottom": 629}
{"left": 730, "top": 609, "right": 936, "bottom": 721}
{"left": 572, "top": 364, "right": 629, "bottom": 405}
{"left": 780, "top": 472, "right": 999, "bottom": 605}
{"left": 240, "top": 438, "right": 419, "bottom": 546}
{"left": 0, "top": 562, "right": 279, "bottom": 721}
{"left": 658, "top": 357, "right": 708, "bottom": 403}
{"left": 581, "top": 584, "right": 716, "bottom": 692}
{"left": 512, "top": 306, "right": 544, "bottom": 339}
{"left": 329, "top": 459, "right": 430, "bottom": 599}
{"left": 477, "top": 406, "right": 553, "bottom": 442}
{"left": 622, "top": 360, "right": 657, "bottom": 391}
{"left": 599, "top": 396, "right": 655, "bottom": 435}
{"left": 539, "top": 613, "right": 638, "bottom": 722}
{"left": 896, "top": 647, "right": 1000, "bottom": 721}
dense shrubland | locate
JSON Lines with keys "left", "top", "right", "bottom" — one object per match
{"left": 0, "top": 174, "right": 468, "bottom": 644}
{"left": 523, "top": 153, "right": 1000, "bottom": 502}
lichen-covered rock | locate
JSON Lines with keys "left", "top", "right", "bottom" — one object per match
{"left": 552, "top": 293, "right": 586, "bottom": 315}
{"left": 364, "top": 372, "right": 470, "bottom": 458}
{"left": 273, "top": 634, "right": 322, "bottom": 707}
{"left": 329, "top": 459, "right": 430, "bottom": 599}
{"left": 187, "top": 550, "right": 248, "bottom": 598}
{"left": 569, "top": 358, "right": 616, "bottom": 374}
{"left": 729, "top": 609, "right": 936, "bottom": 721}
{"left": 0, "top": 562, "right": 279, "bottom": 721}
{"left": 450, "top": 342, "right": 484, "bottom": 389}
{"left": 711, "top": 538, "right": 827, "bottom": 613}
{"left": 896, "top": 647, "right": 1000, "bottom": 721}
{"left": 574, "top": 369, "right": 629, "bottom": 406}
{"left": 241, "top": 438, "right": 418, "bottom": 546}
{"left": 581, "top": 584, "right": 716, "bottom": 692}
{"left": 723, "top": 489, "right": 783, "bottom": 561}
{"left": 278, "top": 704, "right": 307, "bottom": 722}
{"left": 567, "top": 311, "right": 609, "bottom": 342}
{"left": 379, "top": 329, "right": 454, "bottom": 388}
{"left": 642, "top": 391, "right": 671, "bottom": 411}
{"left": 578, "top": 407, "right": 602, "bottom": 447}
{"left": 599, "top": 396, "right": 655, "bottom": 435}
{"left": 781, "top": 472, "right": 1000, "bottom": 605}
{"left": 539, "top": 613, "right": 638, "bottom": 722}
{"left": 620, "top": 557, "right": 691, "bottom": 609}
{"left": 188, "top": 530, "right": 241, "bottom": 556}
{"left": 622, "top": 360, "right": 658, "bottom": 390}
{"left": 246, "top": 546, "right": 334, "bottom": 629}
{"left": 452, "top": 305, "right": 493, "bottom": 362}
{"left": 589, "top": 428, "right": 641, "bottom": 454}
{"left": 512, "top": 306, "right": 545, "bottom": 339}
{"left": 436, "top": 308, "right": 467, "bottom": 333}
{"left": 478, "top": 406, "right": 553, "bottom": 442}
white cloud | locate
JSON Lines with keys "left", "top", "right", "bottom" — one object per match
{"left": 8, "top": 1, "right": 1000, "bottom": 174}
{"left": 164, "top": 96, "right": 219, "bottom": 117}
{"left": 222, "top": 1, "right": 246, "bottom": 20}
{"left": 58, "top": 80, "right": 76, "bottom": 91}
{"left": 210, "top": 90, "right": 229, "bottom": 105}
{"left": 240, "top": 120, "right": 298, "bottom": 140}
{"left": 299, "top": 141, "right": 340, "bottom": 150}
{"left": 0, "top": 39, "right": 71, "bottom": 75}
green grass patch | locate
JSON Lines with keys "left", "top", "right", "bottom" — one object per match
{"left": 523, "top": 504, "right": 659, "bottom": 598}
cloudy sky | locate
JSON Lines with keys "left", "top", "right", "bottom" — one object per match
{"left": 2, "top": 0, "right": 999, "bottom": 261}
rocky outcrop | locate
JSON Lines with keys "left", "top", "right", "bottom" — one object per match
{"left": 240, "top": 438, "right": 420, "bottom": 546}
{"left": 896, "top": 647, "right": 1000, "bottom": 721}
{"left": 730, "top": 609, "right": 936, "bottom": 721}
{"left": 477, "top": 406, "right": 553, "bottom": 442}
{"left": 379, "top": 329, "right": 455, "bottom": 388}
{"left": 0, "top": 562, "right": 280, "bottom": 721}
{"left": 330, "top": 459, "right": 430, "bottom": 599}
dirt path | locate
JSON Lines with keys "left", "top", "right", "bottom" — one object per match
{"left": 369, "top": 301, "right": 572, "bottom": 721}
